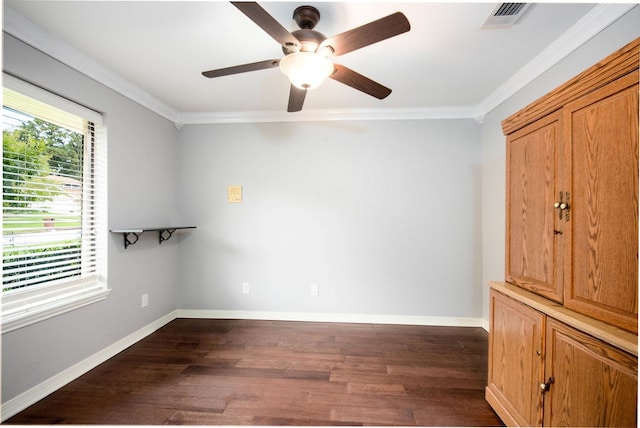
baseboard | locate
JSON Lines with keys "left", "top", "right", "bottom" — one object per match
{"left": 0, "top": 310, "right": 178, "bottom": 422}
{"left": 177, "top": 309, "right": 485, "bottom": 327}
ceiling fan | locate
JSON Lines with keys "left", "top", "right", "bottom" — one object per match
{"left": 202, "top": 2, "right": 411, "bottom": 112}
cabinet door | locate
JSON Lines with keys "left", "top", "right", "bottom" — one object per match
{"left": 486, "top": 290, "right": 545, "bottom": 426}
{"left": 544, "top": 319, "right": 638, "bottom": 427}
{"left": 563, "top": 73, "right": 639, "bottom": 333}
{"left": 506, "top": 112, "right": 564, "bottom": 302}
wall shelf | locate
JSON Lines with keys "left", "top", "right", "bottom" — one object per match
{"left": 110, "top": 226, "right": 196, "bottom": 249}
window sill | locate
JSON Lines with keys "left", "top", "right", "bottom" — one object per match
{"left": 2, "top": 277, "right": 110, "bottom": 334}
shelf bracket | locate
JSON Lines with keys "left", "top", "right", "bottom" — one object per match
{"left": 122, "top": 232, "right": 141, "bottom": 250}
{"left": 158, "top": 228, "right": 176, "bottom": 245}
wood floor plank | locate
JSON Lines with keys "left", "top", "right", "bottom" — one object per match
{"left": 164, "top": 410, "right": 255, "bottom": 425}
{"left": 4, "top": 319, "right": 503, "bottom": 426}
{"left": 330, "top": 405, "right": 416, "bottom": 425}
{"left": 346, "top": 382, "right": 407, "bottom": 396}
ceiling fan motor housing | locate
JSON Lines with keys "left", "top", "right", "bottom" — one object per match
{"left": 283, "top": 29, "right": 327, "bottom": 54}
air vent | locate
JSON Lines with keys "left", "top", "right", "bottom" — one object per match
{"left": 482, "top": 3, "right": 531, "bottom": 29}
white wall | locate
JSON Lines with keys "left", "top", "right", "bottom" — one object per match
{"left": 480, "top": 6, "right": 640, "bottom": 320}
{"left": 2, "top": 34, "right": 180, "bottom": 403}
{"left": 177, "top": 119, "right": 483, "bottom": 321}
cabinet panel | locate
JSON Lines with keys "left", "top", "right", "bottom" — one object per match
{"left": 544, "top": 319, "right": 638, "bottom": 427}
{"left": 486, "top": 290, "right": 545, "bottom": 426}
{"left": 563, "top": 74, "right": 639, "bottom": 333}
{"left": 506, "top": 112, "right": 563, "bottom": 302}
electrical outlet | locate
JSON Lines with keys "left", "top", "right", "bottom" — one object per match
{"left": 310, "top": 283, "right": 319, "bottom": 296}
{"left": 242, "top": 282, "right": 250, "bottom": 294}
{"left": 141, "top": 293, "right": 149, "bottom": 308}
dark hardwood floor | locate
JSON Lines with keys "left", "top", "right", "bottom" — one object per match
{"left": 4, "top": 319, "right": 504, "bottom": 426}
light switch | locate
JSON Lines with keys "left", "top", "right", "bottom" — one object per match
{"left": 228, "top": 185, "right": 242, "bottom": 203}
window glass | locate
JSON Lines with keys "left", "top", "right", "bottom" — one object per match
{"left": 3, "top": 102, "right": 92, "bottom": 291}
{"left": 2, "top": 78, "right": 108, "bottom": 333}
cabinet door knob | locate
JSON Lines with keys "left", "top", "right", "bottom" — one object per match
{"left": 540, "top": 377, "right": 554, "bottom": 393}
{"left": 554, "top": 191, "right": 570, "bottom": 221}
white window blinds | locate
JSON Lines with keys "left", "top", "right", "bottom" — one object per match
{"left": 2, "top": 75, "right": 109, "bottom": 331}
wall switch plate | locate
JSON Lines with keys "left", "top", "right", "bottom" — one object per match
{"left": 228, "top": 185, "right": 242, "bottom": 203}
{"left": 310, "top": 283, "right": 319, "bottom": 296}
{"left": 141, "top": 293, "right": 149, "bottom": 308}
{"left": 242, "top": 282, "right": 250, "bottom": 294}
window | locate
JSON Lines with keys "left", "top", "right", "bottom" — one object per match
{"left": 2, "top": 74, "right": 109, "bottom": 333}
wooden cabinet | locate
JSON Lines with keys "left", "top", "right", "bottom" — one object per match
{"left": 487, "top": 285, "right": 638, "bottom": 427}
{"left": 503, "top": 38, "right": 639, "bottom": 333}
{"left": 486, "top": 290, "right": 544, "bottom": 426}
{"left": 488, "top": 38, "right": 639, "bottom": 427}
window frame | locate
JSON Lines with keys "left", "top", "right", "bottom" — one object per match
{"left": 2, "top": 74, "right": 109, "bottom": 334}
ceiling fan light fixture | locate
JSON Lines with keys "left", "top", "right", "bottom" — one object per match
{"left": 279, "top": 52, "right": 334, "bottom": 90}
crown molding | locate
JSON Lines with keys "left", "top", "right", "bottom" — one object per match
{"left": 3, "top": 6, "right": 180, "bottom": 124}
{"left": 475, "top": 3, "right": 637, "bottom": 118}
{"left": 3, "top": 3, "right": 635, "bottom": 125}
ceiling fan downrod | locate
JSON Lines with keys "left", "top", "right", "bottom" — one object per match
{"left": 293, "top": 6, "right": 320, "bottom": 29}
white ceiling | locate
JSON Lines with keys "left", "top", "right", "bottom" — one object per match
{"left": 3, "top": 1, "right": 634, "bottom": 123}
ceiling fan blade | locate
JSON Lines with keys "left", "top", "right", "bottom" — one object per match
{"left": 319, "top": 12, "right": 410, "bottom": 57}
{"left": 202, "top": 59, "right": 280, "bottom": 78}
{"left": 287, "top": 85, "right": 306, "bottom": 112}
{"left": 231, "top": 2, "right": 300, "bottom": 49}
{"left": 329, "top": 64, "right": 392, "bottom": 99}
